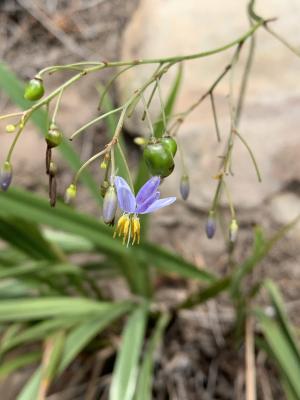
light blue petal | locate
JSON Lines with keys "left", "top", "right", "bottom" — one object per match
{"left": 136, "top": 176, "right": 160, "bottom": 207}
{"left": 114, "top": 176, "right": 136, "bottom": 213}
{"left": 136, "top": 191, "right": 160, "bottom": 213}
{"left": 139, "top": 197, "right": 176, "bottom": 214}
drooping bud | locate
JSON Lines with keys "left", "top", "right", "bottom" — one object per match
{"left": 46, "top": 123, "right": 62, "bottom": 148}
{"left": 180, "top": 174, "right": 190, "bottom": 200}
{"left": 64, "top": 184, "right": 77, "bottom": 204}
{"left": 24, "top": 77, "right": 45, "bottom": 101}
{"left": 102, "top": 185, "right": 117, "bottom": 226}
{"left": 0, "top": 162, "right": 13, "bottom": 191}
{"left": 100, "top": 180, "right": 109, "bottom": 198}
{"left": 5, "top": 124, "right": 16, "bottom": 133}
{"left": 229, "top": 219, "right": 239, "bottom": 243}
{"left": 205, "top": 210, "right": 216, "bottom": 239}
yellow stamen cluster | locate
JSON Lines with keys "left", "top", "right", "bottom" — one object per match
{"left": 114, "top": 214, "right": 140, "bottom": 245}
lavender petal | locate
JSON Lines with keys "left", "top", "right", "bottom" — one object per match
{"left": 136, "top": 191, "right": 160, "bottom": 213}
{"left": 114, "top": 176, "right": 136, "bottom": 213}
{"left": 136, "top": 176, "right": 160, "bottom": 206}
{"left": 140, "top": 196, "right": 176, "bottom": 214}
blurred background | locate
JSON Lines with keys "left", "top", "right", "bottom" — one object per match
{"left": 0, "top": 0, "right": 299, "bottom": 399}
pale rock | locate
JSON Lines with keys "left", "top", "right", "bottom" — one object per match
{"left": 119, "top": 0, "right": 300, "bottom": 210}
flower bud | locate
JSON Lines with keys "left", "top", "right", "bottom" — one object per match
{"left": 100, "top": 180, "right": 109, "bottom": 198}
{"left": 180, "top": 174, "right": 190, "bottom": 200}
{"left": 0, "top": 162, "right": 13, "bottom": 191}
{"left": 5, "top": 124, "right": 16, "bottom": 133}
{"left": 102, "top": 185, "right": 117, "bottom": 225}
{"left": 24, "top": 77, "right": 45, "bottom": 101}
{"left": 64, "top": 184, "right": 77, "bottom": 204}
{"left": 134, "top": 137, "right": 147, "bottom": 146}
{"left": 205, "top": 210, "right": 216, "bottom": 239}
{"left": 229, "top": 219, "right": 239, "bottom": 243}
{"left": 46, "top": 123, "right": 62, "bottom": 148}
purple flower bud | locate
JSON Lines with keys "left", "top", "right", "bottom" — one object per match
{"left": 205, "top": 211, "right": 216, "bottom": 239}
{"left": 180, "top": 175, "right": 190, "bottom": 200}
{"left": 0, "top": 162, "right": 13, "bottom": 191}
{"left": 229, "top": 219, "right": 239, "bottom": 243}
{"left": 103, "top": 185, "right": 117, "bottom": 225}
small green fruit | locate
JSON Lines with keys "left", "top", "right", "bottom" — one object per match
{"left": 161, "top": 136, "right": 177, "bottom": 157}
{"left": 143, "top": 142, "right": 174, "bottom": 178}
{"left": 24, "top": 77, "right": 45, "bottom": 101}
{"left": 46, "top": 124, "right": 62, "bottom": 148}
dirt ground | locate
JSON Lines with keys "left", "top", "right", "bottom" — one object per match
{"left": 0, "top": 1, "right": 299, "bottom": 399}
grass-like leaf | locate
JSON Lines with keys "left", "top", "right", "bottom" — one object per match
{"left": 110, "top": 305, "right": 148, "bottom": 400}
{"left": 134, "top": 313, "right": 169, "bottom": 399}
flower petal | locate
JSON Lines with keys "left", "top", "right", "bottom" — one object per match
{"left": 114, "top": 176, "right": 136, "bottom": 213}
{"left": 136, "top": 191, "right": 160, "bottom": 213}
{"left": 136, "top": 176, "right": 161, "bottom": 207}
{"left": 139, "top": 196, "right": 176, "bottom": 214}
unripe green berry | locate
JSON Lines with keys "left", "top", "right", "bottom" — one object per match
{"left": 46, "top": 124, "right": 62, "bottom": 148}
{"left": 143, "top": 142, "right": 174, "bottom": 178}
{"left": 24, "top": 77, "right": 45, "bottom": 101}
{"left": 161, "top": 136, "right": 177, "bottom": 157}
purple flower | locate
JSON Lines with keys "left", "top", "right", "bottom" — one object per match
{"left": 113, "top": 175, "right": 176, "bottom": 245}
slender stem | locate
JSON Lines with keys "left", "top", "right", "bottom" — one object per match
{"left": 0, "top": 111, "right": 23, "bottom": 122}
{"left": 234, "top": 129, "right": 262, "bottom": 182}
{"left": 236, "top": 17, "right": 256, "bottom": 125}
{"left": 264, "top": 25, "right": 300, "bottom": 58}
{"left": 110, "top": 146, "right": 116, "bottom": 179}
{"left": 156, "top": 78, "right": 167, "bottom": 133}
{"left": 52, "top": 88, "right": 64, "bottom": 124}
{"left": 142, "top": 80, "right": 159, "bottom": 120}
{"left": 70, "top": 105, "right": 124, "bottom": 140}
{"left": 117, "top": 142, "right": 134, "bottom": 191}
{"left": 97, "top": 65, "right": 135, "bottom": 110}
{"left": 223, "top": 181, "right": 236, "bottom": 219}
{"left": 209, "top": 92, "right": 221, "bottom": 142}
{"left": 141, "top": 93, "right": 155, "bottom": 138}
{"left": 178, "top": 138, "right": 187, "bottom": 176}
{"left": 73, "top": 149, "right": 106, "bottom": 185}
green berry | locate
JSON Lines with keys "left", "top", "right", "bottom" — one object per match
{"left": 143, "top": 142, "right": 174, "bottom": 178}
{"left": 161, "top": 136, "right": 177, "bottom": 157}
{"left": 24, "top": 77, "right": 45, "bottom": 101}
{"left": 46, "top": 124, "right": 62, "bottom": 148}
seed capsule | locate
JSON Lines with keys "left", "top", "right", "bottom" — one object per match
{"left": 24, "top": 77, "right": 45, "bottom": 101}
{"left": 180, "top": 174, "right": 190, "bottom": 200}
{"left": 229, "top": 219, "right": 239, "bottom": 243}
{"left": 161, "top": 136, "right": 177, "bottom": 157}
{"left": 143, "top": 142, "right": 174, "bottom": 178}
{"left": 102, "top": 185, "right": 117, "bottom": 225}
{"left": 0, "top": 162, "right": 13, "bottom": 191}
{"left": 205, "top": 211, "right": 216, "bottom": 239}
{"left": 46, "top": 123, "right": 62, "bottom": 148}
{"left": 64, "top": 184, "right": 77, "bottom": 204}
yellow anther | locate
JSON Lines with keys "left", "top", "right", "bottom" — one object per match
{"left": 131, "top": 216, "right": 140, "bottom": 245}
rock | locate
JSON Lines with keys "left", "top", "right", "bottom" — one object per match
{"left": 119, "top": 0, "right": 300, "bottom": 210}
{"left": 269, "top": 192, "right": 300, "bottom": 240}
